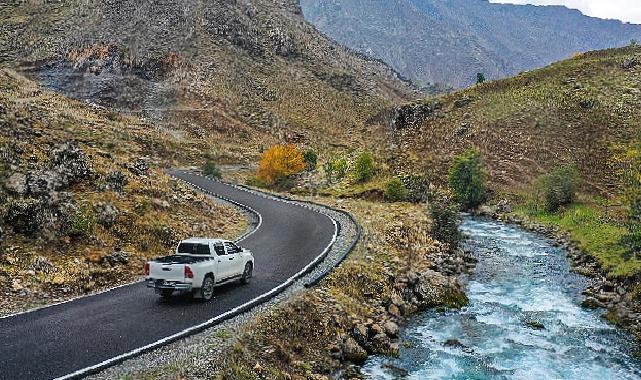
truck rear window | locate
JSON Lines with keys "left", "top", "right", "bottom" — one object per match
{"left": 177, "top": 243, "right": 210, "bottom": 255}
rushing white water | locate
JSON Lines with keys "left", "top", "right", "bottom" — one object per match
{"left": 363, "top": 217, "right": 641, "bottom": 380}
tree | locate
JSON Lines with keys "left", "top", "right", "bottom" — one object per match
{"left": 354, "top": 152, "right": 375, "bottom": 182}
{"left": 476, "top": 72, "right": 486, "bottom": 84}
{"left": 303, "top": 150, "right": 318, "bottom": 171}
{"left": 428, "top": 189, "right": 462, "bottom": 252}
{"left": 448, "top": 149, "right": 487, "bottom": 210}
{"left": 257, "top": 144, "right": 306, "bottom": 187}
{"left": 202, "top": 159, "right": 222, "bottom": 179}
{"left": 534, "top": 165, "right": 581, "bottom": 213}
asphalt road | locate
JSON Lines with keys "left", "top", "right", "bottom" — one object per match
{"left": 0, "top": 171, "right": 336, "bottom": 380}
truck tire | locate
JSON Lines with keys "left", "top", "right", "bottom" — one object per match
{"left": 160, "top": 289, "right": 174, "bottom": 299}
{"left": 200, "top": 275, "right": 215, "bottom": 301}
{"left": 240, "top": 262, "right": 253, "bottom": 285}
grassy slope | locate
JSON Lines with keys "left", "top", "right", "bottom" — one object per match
{"left": 384, "top": 46, "right": 641, "bottom": 196}
{"left": 378, "top": 46, "right": 641, "bottom": 278}
{"left": 0, "top": 70, "right": 247, "bottom": 314}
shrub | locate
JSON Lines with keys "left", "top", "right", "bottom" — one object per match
{"left": 476, "top": 72, "right": 486, "bottom": 84}
{"left": 428, "top": 189, "right": 462, "bottom": 251}
{"left": 385, "top": 177, "right": 408, "bottom": 202}
{"left": 325, "top": 157, "right": 348, "bottom": 184}
{"left": 354, "top": 152, "right": 375, "bottom": 183}
{"left": 535, "top": 165, "right": 581, "bottom": 213}
{"left": 303, "top": 150, "right": 318, "bottom": 171}
{"left": 400, "top": 173, "right": 430, "bottom": 203}
{"left": 203, "top": 159, "right": 222, "bottom": 179}
{"left": 257, "top": 144, "right": 305, "bottom": 187}
{"left": 69, "top": 208, "right": 95, "bottom": 237}
{"left": 448, "top": 149, "right": 487, "bottom": 210}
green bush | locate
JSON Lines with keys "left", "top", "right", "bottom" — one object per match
{"left": 535, "top": 165, "right": 581, "bottom": 213}
{"left": 400, "top": 173, "right": 430, "bottom": 203}
{"left": 69, "top": 209, "right": 95, "bottom": 237}
{"left": 325, "top": 157, "right": 348, "bottom": 183}
{"left": 354, "top": 152, "right": 375, "bottom": 183}
{"left": 303, "top": 150, "right": 318, "bottom": 171}
{"left": 428, "top": 189, "right": 462, "bottom": 251}
{"left": 385, "top": 177, "right": 408, "bottom": 202}
{"left": 203, "top": 159, "right": 222, "bottom": 179}
{"left": 448, "top": 149, "right": 487, "bottom": 210}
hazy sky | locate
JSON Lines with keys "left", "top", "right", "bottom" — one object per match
{"left": 490, "top": 0, "right": 641, "bottom": 24}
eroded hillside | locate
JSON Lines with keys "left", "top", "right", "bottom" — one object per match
{"left": 0, "top": 0, "right": 417, "bottom": 149}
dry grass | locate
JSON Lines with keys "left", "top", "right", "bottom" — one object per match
{"left": 0, "top": 70, "right": 247, "bottom": 314}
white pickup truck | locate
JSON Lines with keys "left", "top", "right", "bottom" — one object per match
{"left": 144, "top": 238, "right": 254, "bottom": 301}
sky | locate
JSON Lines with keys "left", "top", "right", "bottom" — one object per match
{"left": 489, "top": 0, "right": 641, "bottom": 24}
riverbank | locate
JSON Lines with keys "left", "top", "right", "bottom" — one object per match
{"left": 479, "top": 202, "right": 641, "bottom": 348}
{"left": 362, "top": 216, "right": 641, "bottom": 379}
{"left": 89, "top": 199, "right": 473, "bottom": 379}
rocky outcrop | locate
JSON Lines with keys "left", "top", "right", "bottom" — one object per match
{"left": 334, "top": 257, "right": 471, "bottom": 368}
{"left": 1, "top": 141, "right": 92, "bottom": 237}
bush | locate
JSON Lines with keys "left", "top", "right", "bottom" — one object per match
{"left": 448, "top": 149, "right": 487, "bottom": 210}
{"left": 428, "top": 189, "right": 462, "bottom": 251}
{"left": 400, "top": 173, "right": 430, "bottom": 203}
{"left": 354, "top": 152, "right": 375, "bottom": 183}
{"left": 69, "top": 208, "right": 95, "bottom": 237}
{"left": 325, "top": 157, "right": 348, "bottom": 184}
{"left": 257, "top": 144, "right": 305, "bottom": 187}
{"left": 535, "top": 165, "right": 581, "bottom": 213}
{"left": 303, "top": 150, "right": 318, "bottom": 171}
{"left": 385, "top": 177, "right": 408, "bottom": 202}
{"left": 203, "top": 159, "right": 222, "bottom": 179}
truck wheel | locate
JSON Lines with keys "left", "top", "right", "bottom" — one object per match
{"left": 201, "top": 275, "right": 215, "bottom": 301}
{"left": 240, "top": 263, "right": 253, "bottom": 285}
{"left": 160, "top": 289, "right": 173, "bottom": 299}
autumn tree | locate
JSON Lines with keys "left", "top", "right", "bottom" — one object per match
{"left": 257, "top": 144, "right": 306, "bottom": 188}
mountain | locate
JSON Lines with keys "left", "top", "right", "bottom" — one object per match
{"left": 0, "top": 0, "right": 416, "bottom": 147}
{"left": 373, "top": 46, "right": 641, "bottom": 196}
{"left": 300, "top": 0, "right": 641, "bottom": 88}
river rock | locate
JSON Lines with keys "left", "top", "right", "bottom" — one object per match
{"left": 342, "top": 337, "right": 368, "bottom": 364}
{"left": 384, "top": 321, "right": 399, "bottom": 337}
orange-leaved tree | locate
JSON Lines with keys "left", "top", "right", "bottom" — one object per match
{"left": 257, "top": 144, "right": 306, "bottom": 186}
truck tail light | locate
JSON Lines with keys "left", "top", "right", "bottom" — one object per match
{"left": 184, "top": 265, "right": 194, "bottom": 279}
{"left": 144, "top": 263, "right": 150, "bottom": 276}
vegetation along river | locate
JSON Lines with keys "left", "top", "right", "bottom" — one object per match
{"left": 363, "top": 217, "right": 641, "bottom": 379}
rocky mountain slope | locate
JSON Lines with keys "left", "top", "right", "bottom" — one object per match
{"left": 0, "top": 0, "right": 417, "bottom": 148}
{"left": 0, "top": 70, "right": 247, "bottom": 315}
{"left": 301, "top": 0, "right": 641, "bottom": 88}
{"left": 376, "top": 46, "right": 641, "bottom": 197}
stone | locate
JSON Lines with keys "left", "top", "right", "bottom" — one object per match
{"left": 5, "top": 172, "right": 28, "bottom": 194}
{"left": 388, "top": 303, "right": 401, "bottom": 317}
{"left": 342, "top": 337, "right": 368, "bottom": 364}
{"left": 94, "top": 202, "right": 119, "bottom": 228}
{"left": 384, "top": 321, "right": 399, "bottom": 337}
{"left": 352, "top": 323, "right": 369, "bottom": 346}
{"left": 128, "top": 158, "right": 149, "bottom": 176}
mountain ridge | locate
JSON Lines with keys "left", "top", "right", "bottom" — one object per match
{"left": 301, "top": 0, "right": 641, "bottom": 87}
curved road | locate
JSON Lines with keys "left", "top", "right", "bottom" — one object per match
{"left": 0, "top": 171, "right": 336, "bottom": 380}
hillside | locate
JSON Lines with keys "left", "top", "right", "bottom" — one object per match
{"left": 301, "top": 0, "right": 641, "bottom": 88}
{"left": 0, "top": 0, "right": 417, "bottom": 150}
{"left": 376, "top": 46, "right": 641, "bottom": 197}
{"left": 0, "top": 70, "right": 248, "bottom": 314}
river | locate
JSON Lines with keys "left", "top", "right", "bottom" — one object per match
{"left": 362, "top": 217, "right": 641, "bottom": 379}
